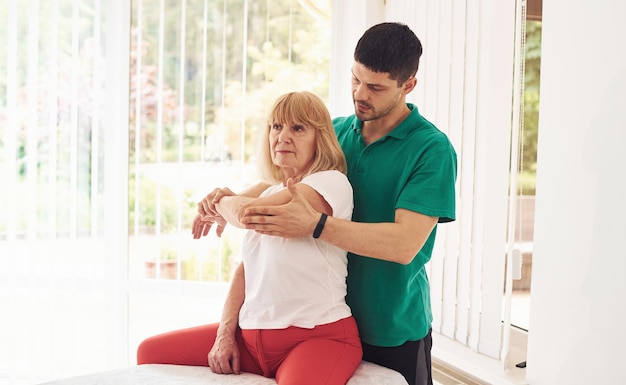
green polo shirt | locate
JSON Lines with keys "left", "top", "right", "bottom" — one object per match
{"left": 334, "top": 103, "right": 457, "bottom": 347}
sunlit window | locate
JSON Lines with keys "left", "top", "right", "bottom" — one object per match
{"left": 128, "top": 0, "right": 332, "bottom": 282}
{"left": 0, "top": 1, "right": 333, "bottom": 382}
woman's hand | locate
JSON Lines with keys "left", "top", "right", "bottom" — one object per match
{"left": 191, "top": 213, "right": 227, "bottom": 238}
{"left": 207, "top": 331, "right": 240, "bottom": 374}
{"left": 198, "top": 187, "right": 236, "bottom": 218}
{"left": 192, "top": 187, "right": 235, "bottom": 238}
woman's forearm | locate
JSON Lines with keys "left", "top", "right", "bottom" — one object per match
{"left": 238, "top": 182, "right": 271, "bottom": 198}
{"left": 217, "top": 262, "right": 245, "bottom": 337}
{"left": 215, "top": 196, "right": 255, "bottom": 228}
{"left": 217, "top": 183, "right": 326, "bottom": 228}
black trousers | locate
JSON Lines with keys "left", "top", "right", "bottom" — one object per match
{"left": 361, "top": 329, "right": 433, "bottom": 385}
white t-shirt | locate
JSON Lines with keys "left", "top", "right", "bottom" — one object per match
{"left": 238, "top": 170, "right": 354, "bottom": 329}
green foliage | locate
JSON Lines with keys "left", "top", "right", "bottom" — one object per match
{"left": 524, "top": 21, "right": 543, "bottom": 94}
{"left": 1, "top": 1, "right": 328, "bottom": 284}
{"left": 145, "top": 230, "right": 241, "bottom": 282}
{"left": 128, "top": 176, "right": 196, "bottom": 233}
{"left": 522, "top": 90, "right": 540, "bottom": 168}
{"left": 520, "top": 20, "right": 542, "bottom": 190}
{"left": 128, "top": 0, "right": 331, "bottom": 164}
{"left": 517, "top": 170, "right": 537, "bottom": 196}
{"left": 182, "top": 236, "right": 238, "bottom": 282}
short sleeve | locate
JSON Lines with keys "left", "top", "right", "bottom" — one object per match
{"left": 300, "top": 171, "right": 354, "bottom": 220}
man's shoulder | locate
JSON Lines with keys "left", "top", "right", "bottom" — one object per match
{"left": 406, "top": 105, "right": 454, "bottom": 146}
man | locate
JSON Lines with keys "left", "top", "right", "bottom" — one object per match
{"left": 195, "top": 22, "right": 457, "bottom": 385}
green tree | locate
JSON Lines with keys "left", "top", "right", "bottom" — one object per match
{"left": 129, "top": 0, "right": 331, "bottom": 165}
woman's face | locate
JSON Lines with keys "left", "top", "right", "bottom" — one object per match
{"left": 269, "top": 120, "right": 317, "bottom": 179}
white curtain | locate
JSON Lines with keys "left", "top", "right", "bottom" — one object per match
{"left": 0, "top": 0, "right": 130, "bottom": 382}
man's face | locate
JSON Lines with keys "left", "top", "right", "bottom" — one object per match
{"left": 350, "top": 62, "right": 405, "bottom": 122}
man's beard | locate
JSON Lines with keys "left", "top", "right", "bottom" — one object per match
{"left": 354, "top": 99, "right": 397, "bottom": 121}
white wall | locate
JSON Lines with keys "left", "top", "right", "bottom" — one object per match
{"left": 526, "top": 1, "right": 626, "bottom": 383}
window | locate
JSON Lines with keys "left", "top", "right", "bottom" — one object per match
{"left": 128, "top": 0, "right": 332, "bottom": 282}
{"left": 0, "top": 1, "right": 333, "bottom": 382}
{"left": 510, "top": 14, "right": 542, "bottom": 332}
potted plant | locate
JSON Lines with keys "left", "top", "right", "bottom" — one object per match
{"left": 145, "top": 247, "right": 179, "bottom": 279}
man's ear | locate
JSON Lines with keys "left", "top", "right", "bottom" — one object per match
{"left": 403, "top": 77, "right": 418, "bottom": 94}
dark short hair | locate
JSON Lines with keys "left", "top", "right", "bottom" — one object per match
{"left": 354, "top": 22, "right": 423, "bottom": 85}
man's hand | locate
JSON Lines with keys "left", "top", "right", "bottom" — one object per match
{"left": 241, "top": 178, "right": 319, "bottom": 238}
{"left": 207, "top": 332, "right": 240, "bottom": 374}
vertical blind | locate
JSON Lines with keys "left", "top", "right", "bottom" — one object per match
{"left": 379, "top": 0, "right": 522, "bottom": 366}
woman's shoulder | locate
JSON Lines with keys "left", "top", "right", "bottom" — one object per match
{"left": 301, "top": 171, "right": 353, "bottom": 218}
{"left": 303, "top": 170, "right": 350, "bottom": 186}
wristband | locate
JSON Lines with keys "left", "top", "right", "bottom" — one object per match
{"left": 312, "top": 213, "right": 328, "bottom": 239}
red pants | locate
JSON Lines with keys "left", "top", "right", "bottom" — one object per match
{"left": 137, "top": 316, "right": 362, "bottom": 385}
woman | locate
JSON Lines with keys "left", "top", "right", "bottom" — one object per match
{"left": 137, "top": 91, "right": 362, "bottom": 385}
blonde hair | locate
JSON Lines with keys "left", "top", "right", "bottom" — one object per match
{"left": 258, "top": 91, "right": 347, "bottom": 184}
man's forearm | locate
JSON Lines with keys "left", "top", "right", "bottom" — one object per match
{"left": 319, "top": 218, "right": 412, "bottom": 264}
{"left": 319, "top": 210, "right": 438, "bottom": 265}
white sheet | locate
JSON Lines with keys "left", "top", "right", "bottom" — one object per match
{"left": 40, "top": 361, "right": 408, "bottom": 385}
